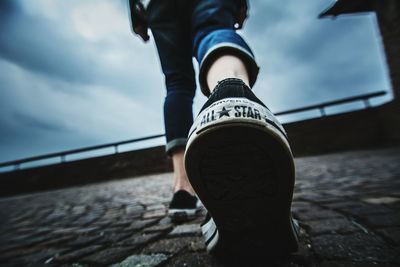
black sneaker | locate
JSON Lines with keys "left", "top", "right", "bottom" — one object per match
{"left": 185, "top": 78, "right": 298, "bottom": 256}
{"left": 168, "top": 190, "right": 201, "bottom": 221}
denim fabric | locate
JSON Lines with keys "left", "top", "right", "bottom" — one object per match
{"left": 147, "top": 0, "right": 258, "bottom": 154}
{"left": 196, "top": 29, "right": 259, "bottom": 96}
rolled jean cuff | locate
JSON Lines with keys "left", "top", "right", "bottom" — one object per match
{"left": 197, "top": 31, "right": 259, "bottom": 96}
{"left": 165, "top": 138, "right": 187, "bottom": 155}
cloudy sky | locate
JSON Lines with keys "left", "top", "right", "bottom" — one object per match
{"left": 0, "top": 0, "right": 393, "bottom": 164}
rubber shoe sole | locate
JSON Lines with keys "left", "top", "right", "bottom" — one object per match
{"left": 185, "top": 97, "right": 298, "bottom": 256}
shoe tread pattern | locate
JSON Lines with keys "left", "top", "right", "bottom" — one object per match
{"left": 185, "top": 124, "right": 298, "bottom": 254}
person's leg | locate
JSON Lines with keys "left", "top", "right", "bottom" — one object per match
{"left": 171, "top": 148, "right": 194, "bottom": 195}
{"left": 191, "top": 0, "right": 259, "bottom": 97}
{"left": 206, "top": 54, "right": 250, "bottom": 92}
{"left": 147, "top": 0, "right": 194, "bottom": 189}
{"left": 147, "top": 0, "right": 199, "bottom": 220}
{"left": 164, "top": 88, "right": 195, "bottom": 195}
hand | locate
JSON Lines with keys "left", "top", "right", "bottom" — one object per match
{"left": 129, "top": 0, "right": 149, "bottom": 42}
{"left": 134, "top": 24, "right": 150, "bottom": 42}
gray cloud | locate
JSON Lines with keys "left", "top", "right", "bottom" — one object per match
{"left": 0, "top": 8, "right": 93, "bottom": 84}
{"left": 0, "top": 0, "right": 20, "bottom": 15}
{"left": 13, "top": 112, "right": 68, "bottom": 133}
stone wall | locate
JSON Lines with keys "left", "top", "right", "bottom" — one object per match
{"left": 0, "top": 146, "right": 172, "bottom": 197}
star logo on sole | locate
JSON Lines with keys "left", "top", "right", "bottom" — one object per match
{"left": 218, "top": 107, "right": 231, "bottom": 118}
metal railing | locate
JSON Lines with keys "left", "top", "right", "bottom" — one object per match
{"left": 0, "top": 91, "right": 387, "bottom": 172}
{"left": 0, "top": 134, "right": 165, "bottom": 171}
{"left": 275, "top": 91, "right": 386, "bottom": 116}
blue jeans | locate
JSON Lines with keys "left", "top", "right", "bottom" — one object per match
{"left": 147, "top": 0, "right": 258, "bottom": 154}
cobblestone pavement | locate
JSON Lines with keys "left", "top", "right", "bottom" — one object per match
{"left": 1, "top": 147, "right": 400, "bottom": 267}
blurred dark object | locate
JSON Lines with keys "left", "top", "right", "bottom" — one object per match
{"left": 319, "top": 0, "right": 373, "bottom": 18}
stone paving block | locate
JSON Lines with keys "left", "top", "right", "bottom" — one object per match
{"left": 98, "top": 232, "right": 132, "bottom": 245}
{"left": 80, "top": 247, "right": 137, "bottom": 266}
{"left": 306, "top": 218, "right": 360, "bottom": 235}
{"left": 0, "top": 262, "right": 21, "bottom": 267}
{"left": 141, "top": 236, "right": 202, "bottom": 255}
{"left": 140, "top": 197, "right": 170, "bottom": 207}
{"left": 291, "top": 201, "right": 313, "bottom": 208}
{"left": 0, "top": 233, "right": 70, "bottom": 261}
{"left": 109, "top": 253, "right": 169, "bottom": 267}
{"left": 73, "top": 226, "right": 101, "bottom": 235}
{"left": 362, "top": 196, "right": 400, "bottom": 205}
{"left": 53, "top": 245, "right": 104, "bottom": 263}
{"left": 377, "top": 227, "right": 400, "bottom": 245}
{"left": 168, "top": 224, "right": 201, "bottom": 237}
{"left": 2, "top": 247, "right": 69, "bottom": 266}
{"left": 143, "top": 223, "right": 173, "bottom": 234}
{"left": 125, "top": 205, "right": 145, "bottom": 216}
{"left": 70, "top": 213, "right": 101, "bottom": 226}
{"left": 320, "top": 201, "right": 357, "bottom": 210}
{"left": 156, "top": 216, "right": 172, "bottom": 225}
{"left": 66, "top": 235, "right": 104, "bottom": 247}
{"left": 60, "top": 263, "right": 90, "bottom": 267}
{"left": 0, "top": 234, "right": 56, "bottom": 253}
{"left": 11, "top": 225, "right": 50, "bottom": 235}
{"left": 188, "top": 237, "right": 206, "bottom": 252}
{"left": 312, "top": 197, "right": 348, "bottom": 204}
{"left": 71, "top": 206, "right": 86, "bottom": 216}
{"left": 146, "top": 204, "right": 166, "bottom": 211}
{"left": 0, "top": 233, "right": 44, "bottom": 251}
{"left": 345, "top": 204, "right": 392, "bottom": 217}
{"left": 311, "top": 232, "right": 399, "bottom": 263}
{"left": 142, "top": 209, "right": 167, "bottom": 219}
{"left": 91, "top": 220, "right": 113, "bottom": 228}
{"left": 294, "top": 192, "right": 327, "bottom": 202}
{"left": 320, "top": 261, "right": 398, "bottom": 267}
{"left": 102, "top": 209, "right": 122, "bottom": 220}
{"left": 117, "top": 232, "right": 162, "bottom": 248}
{"left": 37, "top": 235, "right": 76, "bottom": 248}
{"left": 52, "top": 227, "right": 81, "bottom": 235}
{"left": 321, "top": 201, "right": 391, "bottom": 216}
{"left": 122, "top": 218, "right": 159, "bottom": 233}
{"left": 6, "top": 220, "right": 34, "bottom": 229}
{"left": 291, "top": 201, "right": 313, "bottom": 214}
{"left": 293, "top": 207, "right": 344, "bottom": 221}
{"left": 7, "top": 212, "right": 35, "bottom": 224}
{"left": 165, "top": 252, "right": 222, "bottom": 267}
{"left": 34, "top": 208, "right": 54, "bottom": 221}
{"left": 385, "top": 201, "right": 400, "bottom": 212}
{"left": 112, "top": 219, "right": 135, "bottom": 228}
{"left": 363, "top": 213, "right": 400, "bottom": 227}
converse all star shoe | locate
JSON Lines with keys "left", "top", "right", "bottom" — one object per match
{"left": 168, "top": 190, "right": 201, "bottom": 222}
{"left": 185, "top": 78, "right": 298, "bottom": 256}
